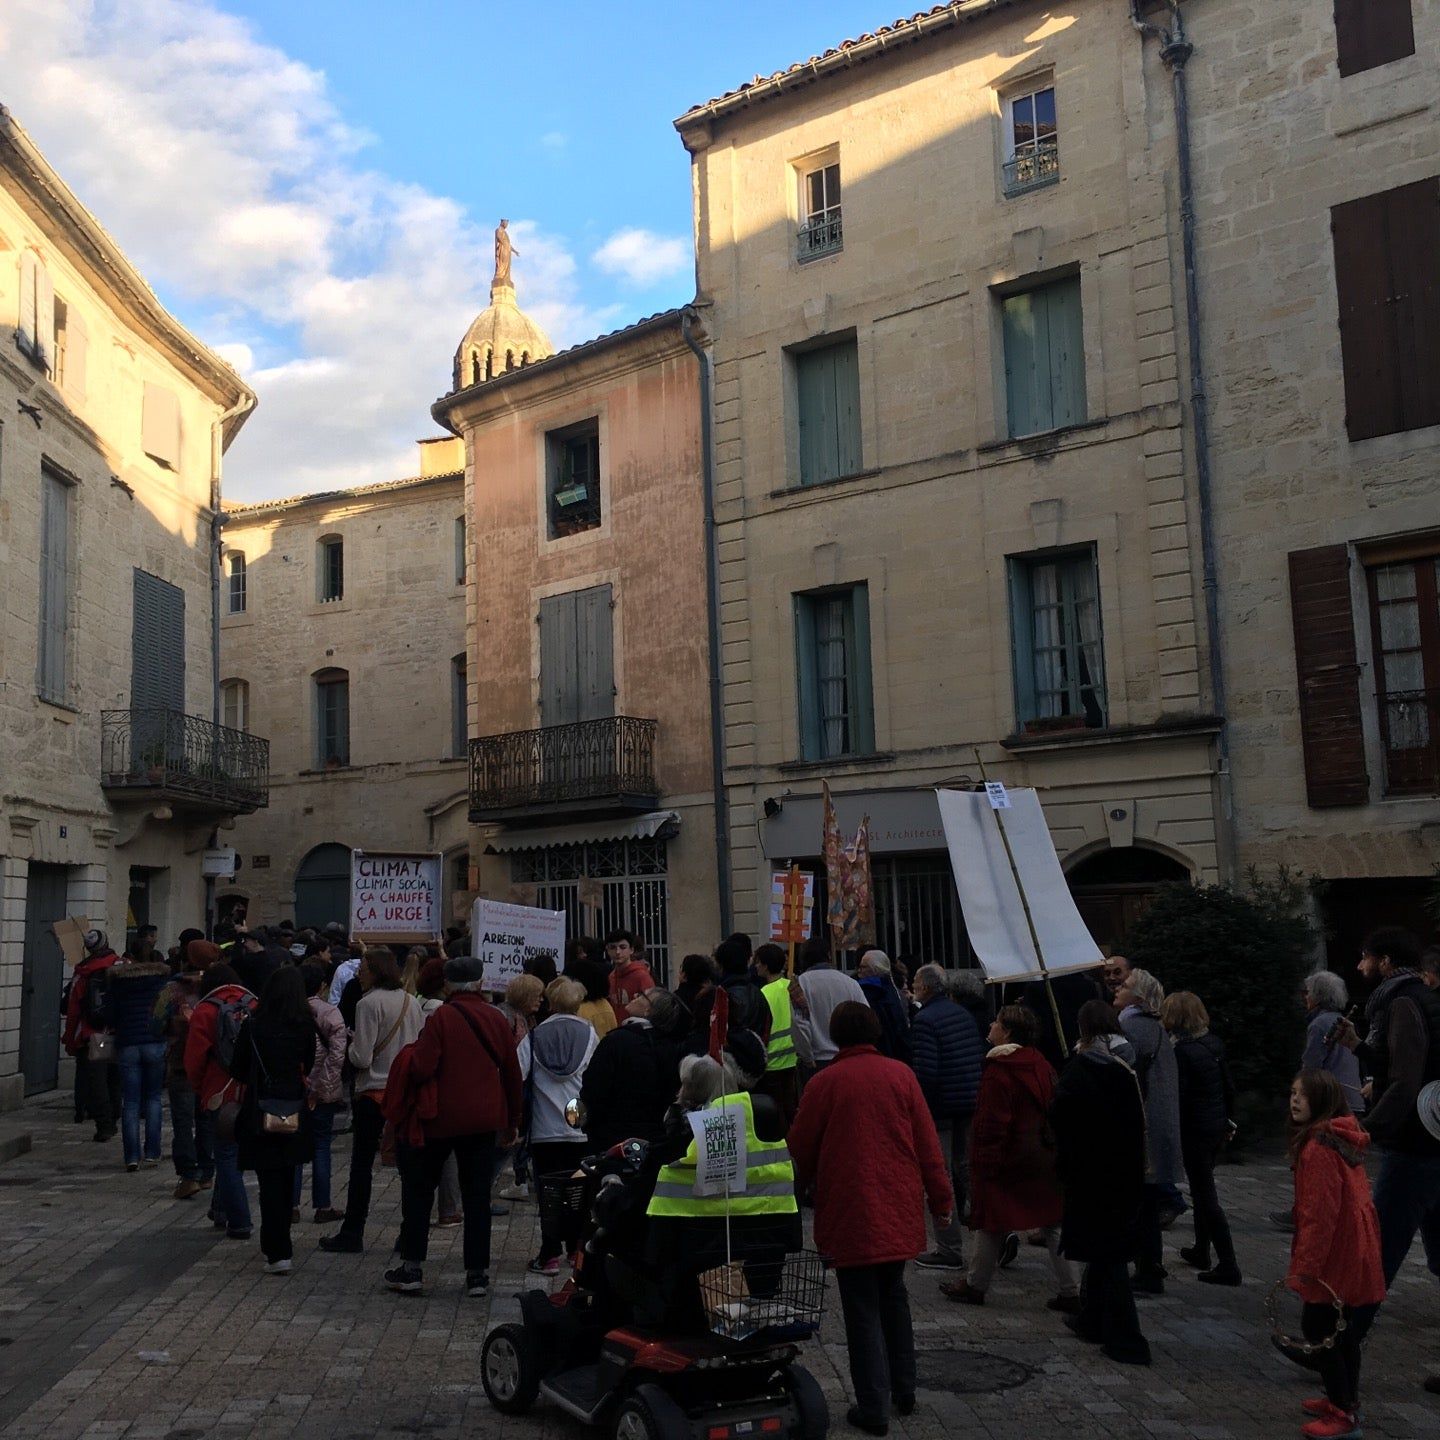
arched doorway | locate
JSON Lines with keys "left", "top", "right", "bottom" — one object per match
{"left": 1067, "top": 846, "right": 1191, "bottom": 954}
{"left": 294, "top": 843, "right": 352, "bottom": 931}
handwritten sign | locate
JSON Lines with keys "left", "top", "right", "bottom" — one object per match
{"left": 689, "top": 1105, "right": 748, "bottom": 1196}
{"left": 984, "top": 781, "right": 1011, "bottom": 810}
{"left": 351, "top": 851, "right": 442, "bottom": 942}
{"left": 768, "top": 869, "right": 815, "bottom": 944}
{"left": 471, "top": 897, "right": 566, "bottom": 992}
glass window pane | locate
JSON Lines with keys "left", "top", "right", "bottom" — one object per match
{"left": 1034, "top": 87, "right": 1057, "bottom": 140}
{"left": 1012, "top": 94, "right": 1035, "bottom": 149}
{"left": 1378, "top": 599, "right": 1421, "bottom": 652}
{"left": 1374, "top": 562, "right": 1416, "bottom": 602}
{"left": 824, "top": 163, "right": 840, "bottom": 208}
{"left": 807, "top": 169, "right": 825, "bottom": 217}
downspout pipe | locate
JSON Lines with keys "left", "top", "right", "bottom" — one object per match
{"left": 682, "top": 304, "right": 734, "bottom": 936}
{"left": 1132, "top": 0, "right": 1236, "bottom": 882}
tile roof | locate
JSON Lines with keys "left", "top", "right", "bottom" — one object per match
{"left": 675, "top": 0, "right": 1018, "bottom": 128}
{"left": 226, "top": 467, "right": 463, "bottom": 519}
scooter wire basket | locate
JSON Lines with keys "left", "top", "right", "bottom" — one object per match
{"left": 697, "top": 1248, "right": 826, "bottom": 1342}
{"left": 535, "top": 1170, "right": 593, "bottom": 1231}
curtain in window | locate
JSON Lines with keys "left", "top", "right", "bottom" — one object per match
{"left": 816, "top": 596, "right": 851, "bottom": 755}
{"left": 1375, "top": 563, "right": 1428, "bottom": 748}
{"left": 1029, "top": 562, "right": 1063, "bottom": 716}
{"left": 1072, "top": 558, "right": 1105, "bottom": 725}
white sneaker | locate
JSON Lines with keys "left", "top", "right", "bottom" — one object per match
{"left": 265, "top": 1259, "right": 292, "bottom": 1275}
{"left": 498, "top": 1182, "right": 531, "bottom": 1201}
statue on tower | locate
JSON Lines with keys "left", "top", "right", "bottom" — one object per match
{"left": 493, "top": 218, "right": 518, "bottom": 289}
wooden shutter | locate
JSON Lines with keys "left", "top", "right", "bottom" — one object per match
{"left": 1004, "top": 291, "right": 1045, "bottom": 437}
{"left": 1288, "top": 545, "right": 1369, "bottom": 806}
{"left": 1334, "top": 0, "right": 1415, "bottom": 77}
{"left": 576, "top": 584, "right": 615, "bottom": 722}
{"left": 17, "top": 251, "right": 38, "bottom": 359}
{"left": 38, "top": 470, "right": 70, "bottom": 700}
{"left": 1333, "top": 192, "right": 1400, "bottom": 440}
{"left": 1386, "top": 178, "right": 1440, "bottom": 436}
{"left": 142, "top": 383, "right": 181, "bottom": 468}
{"left": 797, "top": 340, "right": 861, "bottom": 485}
{"left": 794, "top": 595, "right": 821, "bottom": 760}
{"left": 539, "top": 591, "right": 580, "bottom": 726}
{"left": 1046, "top": 276, "right": 1087, "bottom": 429}
{"left": 63, "top": 305, "right": 88, "bottom": 398}
{"left": 131, "top": 569, "right": 185, "bottom": 713}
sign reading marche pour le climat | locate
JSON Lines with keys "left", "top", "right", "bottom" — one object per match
{"left": 351, "top": 851, "right": 443, "bottom": 942}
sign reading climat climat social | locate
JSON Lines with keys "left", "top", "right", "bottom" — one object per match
{"left": 351, "top": 850, "right": 443, "bottom": 942}
{"left": 471, "top": 897, "right": 567, "bottom": 992}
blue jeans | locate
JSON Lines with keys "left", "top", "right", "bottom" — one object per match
{"left": 294, "top": 1102, "right": 340, "bottom": 1210}
{"left": 214, "top": 1138, "right": 252, "bottom": 1233}
{"left": 117, "top": 1042, "right": 166, "bottom": 1167}
{"left": 1373, "top": 1147, "right": 1440, "bottom": 1286}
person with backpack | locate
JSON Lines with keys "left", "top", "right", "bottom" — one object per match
{"left": 107, "top": 954, "right": 171, "bottom": 1172}
{"left": 228, "top": 967, "right": 318, "bottom": 1274}
{"left": 320, "top": 948, "right": 423, "bottom": 1254}
{"left": 62, "top": 929, "right": 122, "bottom": 1142}
{"left": 184, "top": 963, "right": 258, "bottom": 1239}
{"left": 155, "top": 940, "right": 216, "bottom": 1199}
{"left": 294, "top": 963, "right": 348, "bottom": 1224}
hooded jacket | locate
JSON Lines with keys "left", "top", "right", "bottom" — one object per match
{"left": 154, "top": 971, "right": 204, "bottom": 1079}
{"left": 183, "top": 983, "right": 257, "bottom": 1106}
{"left": 307, "top": 995, "right": 349, "bottom": 1105}
{"left": 519, "top": 1012, "right": 599, "bottom": 1142}
{"left": 608, "top": 958, "right": 657, "bottom": 1009}
{"left": 62, "top": 949, "right": 120, "bottom": 1054}
{"left": 107, "top": 961, "right": 171, "bottom": 1048}
{"left": 1289, "top": 1116, "right": 1386, "bottom": 1307}
{"left": 1359, "top": 972, "right": 1440, "bottom": 1155}
{"left": 969, "top": 1044, "right": 1063, "bottom": 1232}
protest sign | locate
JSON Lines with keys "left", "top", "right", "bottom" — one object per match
{"left": 471, "top": 897, "right": 566, "bottom": 992}
{"left": 689, "top": 1105, "right": 748, "bottom": 1196}
{"left": 768, "top": 868, "right": 814, "bottom": 944}
{"left": 52, "top": 916, "right": 92, "bottom": 968}
{"left": 351, "top": 851, "right": 442, "bottom": 942}
{"left": 936, "top": 787, "right": 1103, "bottom": 983}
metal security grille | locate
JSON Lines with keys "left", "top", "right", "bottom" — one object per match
{"left": 517, "top": 836, "right": 671, "bottom": 984}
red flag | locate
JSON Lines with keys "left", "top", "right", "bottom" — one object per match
{"left": 708, "top": 983, "right": 730, "bottom": 1062}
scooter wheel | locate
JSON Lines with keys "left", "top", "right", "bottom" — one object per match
{"left": 482, "top": 1323, "right": 540, "bottom": 1413}
{"left": 785, "top": 1365, "right": 829, "bottom": 1440}
{"left": 614, "top": 1387, "right": 690, "bottom": 1440}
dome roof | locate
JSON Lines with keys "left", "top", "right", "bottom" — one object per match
{"left": 453, "top": 280, "right": 555, "bottom": 390}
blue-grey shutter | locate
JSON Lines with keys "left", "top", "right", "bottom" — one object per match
{"left": 38, "top": 471, "right": 69, "bottom": 700}
{"left": 833, "top": 340, "right": 862, "bottom": 479}
{"left": 1004, "top": 291, "right": 1045, "bottom": 438}
{"left": 540, "top": 587, "right": 613, "bottom": 726}
{"left": 1004, "top": 279, "right": 1085, "bottom": 436}
{"left": 847, "top": 585, "right": 875, "bottom": 754}
{"left": 539, "top": 592, "right": 579, "bottom": 726}
{"left": 576, "top": 584, "right": 615, "bottom": 722}
{"left": 1007, "top": 560, "right": 1037, "bottom": 724}
{"left": 1046, "top": 276, "right": 1086, "bottom": 429}
{"left": 334, "top": 678, "right": 350, "bottom": 764}
{"left": 794, "top": 595, "right": 820, "bottom": 760}
{"left": 131, "top": 570, "right": 185, "bottom": 712}
{"left": 797, "top": 341, "right": 861, "bottom": 486}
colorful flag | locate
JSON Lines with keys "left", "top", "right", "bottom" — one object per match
{"left": 822, "top": 781, "right": 876, "bottom": 953}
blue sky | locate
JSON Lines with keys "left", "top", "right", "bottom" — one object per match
{"left": 3, "top": 1, "right": 893, "bottom": 498}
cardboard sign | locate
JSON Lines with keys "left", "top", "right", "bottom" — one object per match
{"left": 689, "top": 1105, "right": 748, "bottom": 1196}
{"left": 351, "top": 851, "right": 443, "bottom": 942}
{"left": 471, "top": 897, "right": 566, "bottom": 992}
{"left": 53, "top": 916, "right": 92, "bottom": 968}
{"left": 768, "top": 869, "right": 815, "bottom": 943}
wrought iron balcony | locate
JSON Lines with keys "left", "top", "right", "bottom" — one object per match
{"left": 469, "top": 715, "right": 659, "bottom": 823}
{"left": 101, "top": 708, "right": 270, "bottom": 814}
{"left": 1003, "top": 141, "right": 1060, "bottom": 197}
{"left": 1377, "top": 686, "right": 1440, "bottom": 796}
{"left": 796, "top": 206, "right": 843, "bottom": 262}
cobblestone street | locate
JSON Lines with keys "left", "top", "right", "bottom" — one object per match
{"left": 1, "top": 1090, "right": 1436, "bottom": 1440}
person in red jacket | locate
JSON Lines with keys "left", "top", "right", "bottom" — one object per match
{"left": 789, "top": 1001, "right": 952, "bottom": 1437}
{"left": 605, "top": 928, "right": 656, "bottom": 1008}
{"left": 384, "top": 955, "right": 523, "bottom": 1298}
{"left": 941, "top": 1004, "right": 1079, "bottom": 1311}
{"left": 63, "top": 930, "right": 121, "bottom": 1141}
{"left": 1287, "top": 1069, "right": 1386, "bottom": 1440}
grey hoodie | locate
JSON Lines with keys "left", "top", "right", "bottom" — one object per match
{"left": 519, "top": 1014, "right": 599, "bottom": 1142}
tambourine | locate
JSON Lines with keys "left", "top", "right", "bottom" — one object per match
{"left": 1266, "top": 1275, "right": 1346, "bottom": 1356}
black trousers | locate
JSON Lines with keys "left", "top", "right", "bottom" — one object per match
{"left": 836, "top": 1262, "right": 916, "bottom": 1424}
{"left": 1182, "top": 1131, "right": 1236, "bottom": 1270}
{"left": 1302, "top": 1301, "right": 1377, "bottom": 1412}
{"left": 338, "top": 1095, "right": 385, "bottom": 1241}
{"left": 530, "top": 1139, "right": 589, "bottom": 1262}
{"left": 257, "top": 1165, "right": 297, "bottom": 1263}
{"left": 1079, "top": 1261, "right": 1149, "bottom": 1360}
{"left": 1134, "top": 1186, "right": 1165, "bottom": 1276}
{"left": 398, "top": 1133, "right": 497, "bottom": 1274}
{"left": 78, "top": 1052, "right": 120, "bottom": 1136}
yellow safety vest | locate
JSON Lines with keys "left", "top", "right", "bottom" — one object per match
{"left": 762, "top": 977, "right": 797, "bottom": 1071}
{"left": 647, "top": 1091, "right": 797, "bottom": 1219}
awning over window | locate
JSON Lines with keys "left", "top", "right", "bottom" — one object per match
{"left": 485, "top": 809, "right": 680, "bottom": 854}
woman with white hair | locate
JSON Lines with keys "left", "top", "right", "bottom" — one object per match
{"left": 1301, "top": 971, "right": 1365, "bottom": 1115}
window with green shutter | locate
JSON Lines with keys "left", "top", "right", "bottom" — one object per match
{"left": 1008, "top": 548, "right": 1107, "bottom": 730}
{"left": 1002, "top": 274, "right": 1086, "bottom": 438}
{"left": 794, "top": 584, "right": 875, "bottom": 759}
{"left": 795, "top": 338, "right": 862, "bottom": 486}
{"left": 314, "top": 668, "right": 350, "bottom": 767}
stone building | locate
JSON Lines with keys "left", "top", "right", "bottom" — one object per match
{"left": 219, "top": 437, "right": 471, "bottom": 931}
{"left": 0, "top": 109, "right": 261, "bottom": 1107}
{"left": 434, "top": 278, "right": 719, "bottom": 982}
{"left": 1180, "top": 0, "right": 1440, "bottom": 957}
{"left": 674, "top": 1, "right": 1227, "bottom": 958}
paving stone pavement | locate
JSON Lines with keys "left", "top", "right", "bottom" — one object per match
{"left": 1, "top": 1089, "right": 1436, "bottom": 1440}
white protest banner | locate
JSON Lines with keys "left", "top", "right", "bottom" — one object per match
{"left": 689, "top": 1105, "right": 748, "bottom": 1196}
{"left": 471, "top": 897, "right": 566, "bottom": 993}
{"left": 351, "top": 851, "right": 443, "bottom": 943}
{"left": 936, "top": 787, "right": 1103, "bottom": 983}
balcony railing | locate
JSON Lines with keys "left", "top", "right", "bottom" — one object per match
{"left": 469, "top": 715, "right": 659, "bottom": 822}
{"left": 797, "top": 206, "right": 843, "bottom": 262}
{"left": 101, "top": 708, "right": 270, "bottom": 814}
{"left": 1378, "top": 686, "right": 1440, "bottom": 795}
{"left": 1003, "top": 141, "right": 1060, "bottom": 197}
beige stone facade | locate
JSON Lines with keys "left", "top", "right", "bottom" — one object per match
{"left": 677, "top": 1, "right": 1226, "bottom": 959}
{"left": 0, "top": 110, "right": 256, "bottom": 1107}
{"left": 435, "top": 310, "right": 719, "bottom": 981}
{"left": 220, "top": 438, "right": 472, "bottom": 933}
{"left": 1183, "top": 0, "right": 1440, "bottom": 953}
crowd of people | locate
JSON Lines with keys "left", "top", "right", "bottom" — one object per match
{"left": 56, "top": 916, "right": 1440, "bottom": 1440}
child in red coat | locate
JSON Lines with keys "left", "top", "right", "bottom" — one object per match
{"left": 1287, "top": 1069, "right": 1386, "bottom": 1440}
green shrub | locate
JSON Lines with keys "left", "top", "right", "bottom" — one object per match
{"left": 1126, "top": 868, "right": 1314, "bottom": 1102}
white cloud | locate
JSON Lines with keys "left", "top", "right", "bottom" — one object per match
{"left": 592, "top": 227, "right": 692, "bottom": 288}
{"left": 539, "top": 131, "right": 568, "bottom": 152}
{"left": 0, "top": 0, "right": 616, "bottom": 500}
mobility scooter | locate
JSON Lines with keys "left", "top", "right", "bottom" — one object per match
{"left": 479, "top": 1135, "right": 829, "bottom": 1440}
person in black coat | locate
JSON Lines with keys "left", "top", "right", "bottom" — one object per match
{"left": 857, "top": 950, "right": 911, "bottom": 1064}
{"left": 580, "top": 988, "right": 687, "bottom": 1152}
{"left": 1161, "top": 991, "right": 1240, "bottom": 1285}
{"left": 1051, "top": 1001, "right": 1151, "bottom": 1366}
{"left": 230, "top": 966, "right": 317, "bottom": 1274}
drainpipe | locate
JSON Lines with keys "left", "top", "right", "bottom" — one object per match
{"left": 682, "top": 305, "right": 733, "bottom": 935}
{"left": 1131, "top": 0, "right": 1236, "bottom": 883}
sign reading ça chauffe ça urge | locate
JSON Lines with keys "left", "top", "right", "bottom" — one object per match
{"left": 350, "top": 851, "right": 443, "bottom": 943}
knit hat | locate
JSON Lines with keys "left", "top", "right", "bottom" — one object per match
{"left": 444, "top": 955, "right": 485, "bottom": 985}
{"left": 83, "top": 929, "right": 108, "bottom": 954}
{"left": 185, "top": 939, "right": 221, "bottom": 970}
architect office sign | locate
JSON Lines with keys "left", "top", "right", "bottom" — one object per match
{"left": 351, "top": 850, "right": 443, "bottom": 942}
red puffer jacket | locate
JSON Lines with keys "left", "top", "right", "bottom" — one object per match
{"left": 968, "top": 1044, "right": 1063, "bottom": 1233}
{"left": 788, "top": 1044, "right": 952, "bottom": 1268}
{"left": 183, "top": 985, "right": 256, "bottom": 1106}
{"left": 62, "top": 951, "right": 119, "bottom": 1054}
{"left": 1289, "top": 1116, "right": 1386, "bottom": 1307}
{"left": 395, "top": 992, "right": 523, "bottom": 1140}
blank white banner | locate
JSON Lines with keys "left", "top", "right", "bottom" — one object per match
{"left": 936, "top": 787, "right": 1103, "bottom": 983}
